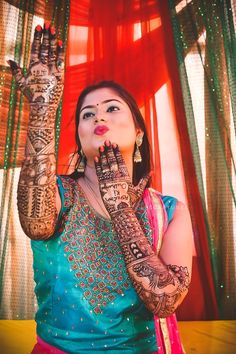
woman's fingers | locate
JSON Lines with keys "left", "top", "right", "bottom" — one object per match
{"left": 99, "top": 146, "right": 110, "bottom": 173}
{"left": 113, "top": 144, "right": 129, "bottom": 177}
{"left": 129, "top": 174, "right": 150, "bottom": 211}
{"left": 7, "top": 59, "right": 20, "bottom": 74}
{"left": 95, "top": 143, "right": 130, "bottom": 180}
{"left": 29, "top": 23, "right": 64, "bottom": 74}
{"left": 40, "top": 22, "right": 50, "bottom": 65}
{"left": 105, "top": 141, "right": 118, "bottom": 171}
{"left": 94, "top": 156, "right": 103, "bottom": 179}
{"left": 135, "top": 174, "right": 150, "bottom": 198}
{"left": 56, "top": 40, "right": 64, "bottom": 72}
{"left": 7, "top": 59, "right": 28, "bottom": 93}
{"left": 48, "top": 26, "right": 57, "bottom": 70}
{"left": 30, "top": 25, "right": 42, "bottom": 65}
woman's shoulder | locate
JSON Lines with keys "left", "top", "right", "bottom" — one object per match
{"left": 146, "top": 187, "right": 178, "bottom": 224}
{"left": 57, "top": 174, "right": 78, "bottom": 192}
{"left": 56, "top": 175, "right": 78, "bottom": 211}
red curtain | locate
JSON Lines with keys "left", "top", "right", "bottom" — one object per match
{"left": 58, "top": 0, "right": 166, "bottom": 188}
{"left": 58, "top": 0, "right": 218, "bottom": 320}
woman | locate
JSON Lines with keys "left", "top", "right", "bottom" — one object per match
{"left": 8, "top": 24, "right": 193, "bottom": 354}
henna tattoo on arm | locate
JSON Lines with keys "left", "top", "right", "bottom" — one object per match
{"left": 95, "top": 142, "right": 190, "bottom": 317}
{"left": 8, "top": 24, "right": 64, "bottom": 239}
{"left": 112, "top": 210, "right": 190, "bottom": 317}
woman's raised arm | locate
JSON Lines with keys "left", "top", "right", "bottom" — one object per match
{"left": 8, "top": 24, "right": 64, "bottom": 239}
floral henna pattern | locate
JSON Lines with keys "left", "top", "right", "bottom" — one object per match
{"left": 95, "top": 143, "right": 190, "bottom": 317}
{"left": 8, "top": 24, "right": 65, "bottom": 239}
{"left": 94, "top": 142, "right": 149, "bottom": 215}
{"left": 133, "top": 263, "right": 175, "bottom": 289}
{"left": 113, "top": 209, "right": 190, "bottom": 317}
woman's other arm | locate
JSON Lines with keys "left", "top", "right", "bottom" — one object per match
{"left": 96, "top": 144, "right": 193, "bottom": 318}
{"left": 8, "top": 24, "right": 63, "bottom": 239}
{"left": 111, "top": 201, "right": 192, "bottom": 318}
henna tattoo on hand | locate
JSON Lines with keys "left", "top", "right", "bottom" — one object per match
{"left": 94, "top": 142, "right": 190, "bottom": 317}
{"left": 94, "top": 142, "right": 149, "bottom": 215}
{"left": 112, "top": 209, "right": 190, "bottom": 318}
{"left": 8, "top": 24, "right": 65, "bottom": 240}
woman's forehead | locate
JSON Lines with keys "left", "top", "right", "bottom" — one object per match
{"left": 81, "top": 87, "right": 124, "bottom": 107}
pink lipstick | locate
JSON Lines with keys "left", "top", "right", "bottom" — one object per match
{"left": 94, "top": 125, "right": 109, "bottom": 136}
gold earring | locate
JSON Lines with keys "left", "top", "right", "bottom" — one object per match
{"left": 77, "top": 150, "right": 86, "bottom": 172}
{"left": 134, "top": 134, "right": 143, "bottom": 163}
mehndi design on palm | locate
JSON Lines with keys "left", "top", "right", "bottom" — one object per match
{"left": 8, "top": 22, "right": 64, "bottom": 108}
{"left": 94, "top": 142, "right": 149, "bottom": 215}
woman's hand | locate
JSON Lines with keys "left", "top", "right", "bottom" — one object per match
{"left": 7, "top": 23, "right": 64, "bottom": 108}
{"left": 13, "top": 23, "right": 63, "bottom": 239}
{"left": 94, "top": 141, "right": 149, "bottom": 216}
{"left": 95, "top": 142, "right": 192, "bottom": 317}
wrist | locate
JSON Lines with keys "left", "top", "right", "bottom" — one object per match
{"left": 29, "top": 102, "right": 58, "bottom": 110}
{"left": 110, "top": 206, "right": 134, "bottom": 218}
{"left": 29, "top": 103, "right": 57, "bottom": 128}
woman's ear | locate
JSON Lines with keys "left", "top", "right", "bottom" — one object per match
{"left": 136, "top": 129, "right": 144, "bottom": 139}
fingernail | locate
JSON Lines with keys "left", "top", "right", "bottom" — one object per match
{"left": 99, "top": 146, "right": 104, "bottom": 152}
{"left": 35, "top": 25, "right": 42, "bottom": 32}
{"left": 94, "top": 156, "right": 99, "bottom": 162}
{"left": 57, "top": 39, "right": 63, "bottom": 48}
{"left": 44, "top": 21, "right": 50, "bottom": 30}
{"left": 112, "top": 143, "right": 117, "bottom": 148}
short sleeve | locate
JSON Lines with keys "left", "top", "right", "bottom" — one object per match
{"left": 161, "top": 195, "right": 177, "bottom": 225}
{"left": 56, "top": 175, "right": 76, "bottom": 220}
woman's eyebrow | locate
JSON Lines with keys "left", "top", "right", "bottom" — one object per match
{"left": 80, "top": 99, "right": 123, "bottom": 113}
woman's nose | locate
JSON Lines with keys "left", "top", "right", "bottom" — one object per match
{"left": 94, "top": 114, "right": 106, "bottom": 123}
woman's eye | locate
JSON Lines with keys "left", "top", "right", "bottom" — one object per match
{"left": 107, "top": 106, "right": 120, "bottom": 112}
{"left": 82, "top": 112, "right": 95, "bottom": 119}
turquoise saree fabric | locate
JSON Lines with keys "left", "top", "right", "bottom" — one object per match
{"left": 31, "top": 176, "right": 177, "bottom": 353}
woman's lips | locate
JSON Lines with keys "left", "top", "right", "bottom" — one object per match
{"left": 94, "top": 125, "right": 109, "bottom": 135}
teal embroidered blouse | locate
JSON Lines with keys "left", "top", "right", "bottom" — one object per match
{"left": 31, "top": 176, "right": 177, "bottom": 354}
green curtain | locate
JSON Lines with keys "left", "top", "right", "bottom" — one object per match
{"left": 0, "top": 0, "right": 69, "bottom": 319}
{"left": 169, "top": 0, "right": 236, "bottom": 319}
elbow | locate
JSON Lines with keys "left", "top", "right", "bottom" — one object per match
{"left": 152, "top": 289, "right": 189, "bottom": 318}
{"left": 152, "top": 305, "right": 177, "bottom": 319}
{"left": 18, "top": 212, "right": 57, "bottom": 240}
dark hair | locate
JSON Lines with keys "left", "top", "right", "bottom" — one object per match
{"left": 70, "top": 80, "right": 152, "bottom": 186}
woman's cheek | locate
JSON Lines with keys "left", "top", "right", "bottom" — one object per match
{"left": 78, "top": 124, "right": 88, "bottom": 140}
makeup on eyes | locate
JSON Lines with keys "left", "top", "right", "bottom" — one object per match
{"left": 80, "top": 99, "right": 123, "bottom": 114}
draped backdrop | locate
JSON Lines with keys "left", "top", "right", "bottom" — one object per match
{"left": 0, "top": 0, "right": 235, "bottom": 320}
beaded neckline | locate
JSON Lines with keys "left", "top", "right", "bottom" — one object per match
{"left": 60, "top": 177, "right": 152, "bottom": 315}
{"left": 76, "top": 181, "right": 112, "bottom": 223}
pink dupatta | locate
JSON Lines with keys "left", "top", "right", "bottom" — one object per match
{"left": 143, "top": 188, "right": 185, "bottom": 354}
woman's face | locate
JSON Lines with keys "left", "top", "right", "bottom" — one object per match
{"left": 78, "top": 88, "right": 140, "bottom": 162}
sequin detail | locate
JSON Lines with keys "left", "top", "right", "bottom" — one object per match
{"left": 59, "top": 177, "right": 152, "bottom": 314}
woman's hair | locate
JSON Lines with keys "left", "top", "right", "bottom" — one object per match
{"left": 70, "top": 80, "right": 152, "bottom": 186}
